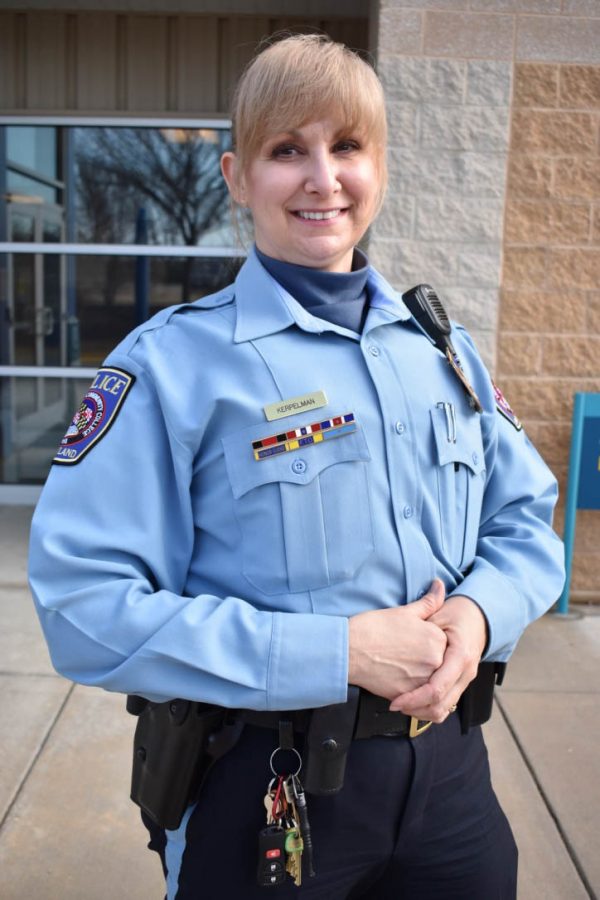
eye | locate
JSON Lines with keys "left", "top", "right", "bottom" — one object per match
{"left": 270, "top": 143, "right": 301, "bottom": 160}
{"left": 333, "top": 139, "right": 360, "bottom": 154}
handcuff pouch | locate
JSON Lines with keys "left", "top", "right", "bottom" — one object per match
{"left": 302, "top": 686, "right": 360, "bottom": 795}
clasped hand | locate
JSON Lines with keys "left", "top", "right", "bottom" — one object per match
{"left": 347, "top": 580, "right": 488, "bottom": 724}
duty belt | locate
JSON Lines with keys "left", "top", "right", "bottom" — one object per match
{"left": 127, "top": 661, "right": 506, "bottom": 822}
{"left": 242, "top": 689, "right": 433, "bottom": 739}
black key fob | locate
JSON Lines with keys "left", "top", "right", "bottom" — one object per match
{"left": 257, "top": 825, "right": 287, "bottom": 887}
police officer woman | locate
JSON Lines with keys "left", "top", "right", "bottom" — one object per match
{"left": 30, "top": 34, "right": 565, "bottom": 899}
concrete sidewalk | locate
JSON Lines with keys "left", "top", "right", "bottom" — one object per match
{"left": 0, "top": 505, "right": 597, "bottom": 899}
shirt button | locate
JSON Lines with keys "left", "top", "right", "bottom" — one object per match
{"left": 472, "top": 451, "right": 479, "bottom": 465}
{"left": 291, "top": 458, "right": 307, "bottom": 475}
{"left": 395, "top": 421, "right": 405, "bottom": 435}
{"left": 368, "top": 344, "right": 380, "bottom": 357}
{"left": 403, "top": 505, "right": 413, "bottom": 519}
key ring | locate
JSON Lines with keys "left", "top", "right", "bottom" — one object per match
{"left": 269, "top": 746, "right": 302, "bottom": 778}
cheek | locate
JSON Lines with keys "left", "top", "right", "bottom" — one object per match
{"left": 246, "top": 178, "right": 290, "bottom": 218}
{"left": 352, "top": 159, "right": 380, "bottom": 201}
{"left": 355, "top": 174, "right": 381, "bottom": 219}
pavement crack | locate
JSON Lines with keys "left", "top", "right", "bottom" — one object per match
{"left": 495, "top": 695, "right": 597, "bottom": 900}
{"left": 0, "top": 682, "right": 76, "bottom": 835}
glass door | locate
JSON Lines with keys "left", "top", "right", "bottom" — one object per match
{"left": 7, "top": 202, "right": 66, "bottom": 368}
{"left": 4, "top": 201, "right": 68, "bottom": 482}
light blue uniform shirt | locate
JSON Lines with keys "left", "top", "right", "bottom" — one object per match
{"left": 29, "top": 249, "right": 565, "bottom": 710}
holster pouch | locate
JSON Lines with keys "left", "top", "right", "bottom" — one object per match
{"left": 303, "top": 686, "right": 360, "bottom": 796}
{"left": 129, "top": 697, "right": 232, "bottom": 830}
{"left": 458, "top": 661, "right": 506, "bottom": 735}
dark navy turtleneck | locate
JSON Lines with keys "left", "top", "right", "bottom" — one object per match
{"left": 255, "top": 246, "right": 370, "bottom": 334}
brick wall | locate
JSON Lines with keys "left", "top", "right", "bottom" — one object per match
{"left": 500, "top": 62, "right": 600, "bottom": 599}
{"left": 373, "top": 0, "right": 600, "bottom": 602}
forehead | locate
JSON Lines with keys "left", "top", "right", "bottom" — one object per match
{"left": 261, "top": 116, "right": 364, "bottom": 143}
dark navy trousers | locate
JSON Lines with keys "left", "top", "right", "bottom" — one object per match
{"left": 143, "top": 712, "right": 517, "bottom": 899}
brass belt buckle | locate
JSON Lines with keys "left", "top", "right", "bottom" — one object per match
{"left": 409, "top": 717, "right": 432, "bottom": 738}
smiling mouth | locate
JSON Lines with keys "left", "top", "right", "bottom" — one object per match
{"left": 293, "top": 209, "right": 346, "bottom": 221}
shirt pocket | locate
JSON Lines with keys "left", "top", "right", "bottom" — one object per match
{"left": 222, "top": 424, "right": 374, "bottom": 595}
{"left": 430, "top": 405, "right": 486, "bottom": 571}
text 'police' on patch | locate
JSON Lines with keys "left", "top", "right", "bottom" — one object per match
{"left": 53, "top": 367, "right": 135, "bottom": 466}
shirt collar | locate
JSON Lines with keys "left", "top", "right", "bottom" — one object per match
{"left": 366, "top": 266, "right": 413, "bottom": 324}
{"left": 233, "top": 247, "right": 412, "bottom": 343}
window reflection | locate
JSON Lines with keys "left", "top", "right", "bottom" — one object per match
{"left": 6, "top": 170, "right": 58, "bottom": 206}
{"left": 75, "top": 255, "right": 243, "bottom": 366}
{"left": 10, "top": 212, "right": 36, "bottom": 243}
{"left": 6, "top": 126, "right": 61, "bottom": 207}
{"left": 0, "top": 254, "right": 243, "bottom": 484}
{"left": 1, "top": 121, "right": 244, "bottom": 488}
{"left": 12, "top": 254, "right": 37, "bottom": 368}
{"left": 74, "top": 127, "right": 234, "bottom": 247}
{"left": 7, "top": 126, "right": 57, "bottom": 179}
{"left": 0, "top": 375, "right": 92, "bottom": 484}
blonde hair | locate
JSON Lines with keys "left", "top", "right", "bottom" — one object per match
{"left": 230, "top": 33, "right": 388, "bottom": 200}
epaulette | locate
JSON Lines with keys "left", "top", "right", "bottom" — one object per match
{"left": 184, "top": 289, "right": 235, "bottom": 312}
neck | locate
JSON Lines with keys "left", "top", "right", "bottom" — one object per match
{"left": 255, "top": 246, "right": 370, "bottom": 334}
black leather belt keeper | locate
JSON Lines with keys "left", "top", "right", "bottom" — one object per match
{"left": 303, "top": 686, "right": 361, "bottom": 795}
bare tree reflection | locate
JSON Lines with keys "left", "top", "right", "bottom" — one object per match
{"left": 75, "top": 128, "right": 231, "bottom": 301}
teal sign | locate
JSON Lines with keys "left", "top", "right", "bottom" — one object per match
{"left": 559, "top": 393, "right": 600, "bottom": 613}
{"left": 577, "top": 416, "right": 600, "bottom": 509}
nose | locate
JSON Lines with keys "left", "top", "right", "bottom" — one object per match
{"left": 304, "top": 150, "right": 341, "bottom": 195}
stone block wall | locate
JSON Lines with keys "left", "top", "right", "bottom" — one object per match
{"left": 372, "top": 0, "right": 600, "bottom": 602}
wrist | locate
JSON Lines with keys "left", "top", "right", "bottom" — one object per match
{"left": 347, "top": 614, "right": 367, "bottom": 684}
{"left": 449, "top": 594, "right": 488, "bottom": 657}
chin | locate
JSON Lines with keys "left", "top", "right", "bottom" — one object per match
{"left": 296, "top": 243, "right": 354, "bottom": 272}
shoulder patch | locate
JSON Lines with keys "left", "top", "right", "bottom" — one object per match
{"left": 53, "top": 367, "right": 135, "bottom": 465}
{"left": 492, "top": 381, "right": 522, "bottom": 432}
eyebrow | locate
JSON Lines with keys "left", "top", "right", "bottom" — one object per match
{"left": 265, "top": 130, "right": 301, "bottom": 143}
{"left": 265, "top": 124, "right": 358, "bottom": 145}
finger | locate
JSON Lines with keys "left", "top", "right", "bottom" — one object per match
{"left": 390, "top": 660, "right": 474, "bottom": 722}
{"left": 394, "top": 699, "right": 460, "bottom": 725}
{"left": 389, "top": 644, "right": 464, "bottom": 712}
{"left": 390, "top": 679, "right": 465, "bottom": 722}
{"left": 406, "top": 578, "right": 445, "bottom": 621}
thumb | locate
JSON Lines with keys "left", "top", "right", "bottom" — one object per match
{"left": 407, "top": 578, "right": 446, "bottom": 620}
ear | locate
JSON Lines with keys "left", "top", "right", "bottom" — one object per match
{"left": 221, "top": 151, "right": 247, "bottom": 205}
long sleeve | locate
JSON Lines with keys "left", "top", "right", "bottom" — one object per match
{"left": 448, "top": 327, "right": 565, "bottom": 659}
{"left": 29, "top": 350, "right": 348, "bottom": 710}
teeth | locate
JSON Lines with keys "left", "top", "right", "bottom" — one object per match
{"left": 296, "top": 209, "right": 341, "bottom": 220}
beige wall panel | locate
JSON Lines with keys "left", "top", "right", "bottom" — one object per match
{"left": 176, "top": 16, "right": 219, "bottom": 113}
{"left": 25, "top": 12, "right": 67, "bottom": 109}
{"left": 322, "top": 18, "right": 368, "bottom": 50}
{"left": 125, "top": 14, "right": 167, "bottom": 111}
{"left": 75, "top": 13, "right": 118, "bottom": 111}
{"left": 218, "top": 16, "right": 271, "bottom": 112}
{"left": 0, "top": 1, "right": 368, "bottom": 14}
{"left": 267, "top": 16, "right": 324, "bottom": 34}
{"left": 0, "top": 13, "right": 20, "bottom": 109}
{"left": 267, "top": 17, "right": 368, "bottom": 46}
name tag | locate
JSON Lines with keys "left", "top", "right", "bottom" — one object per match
{"left": 263, "top": 390, "right": 327, "bottom": 422}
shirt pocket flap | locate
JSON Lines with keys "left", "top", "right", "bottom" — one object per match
{"left": 223, "top": 424, "right": 371, "bottom": 499}
{"left": 430, "top": 406, "right": 485, "bottom": 475}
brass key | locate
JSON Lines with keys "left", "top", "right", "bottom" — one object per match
{"left": 285, "top": 827, "right": 304, "bottom": 887}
